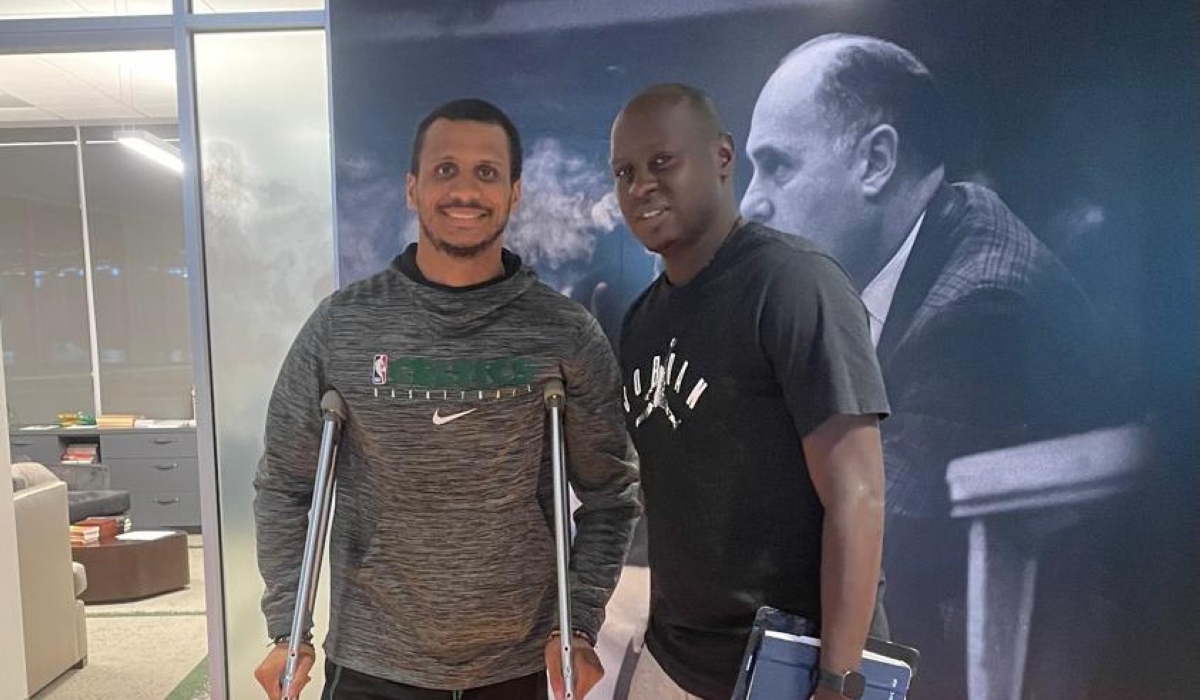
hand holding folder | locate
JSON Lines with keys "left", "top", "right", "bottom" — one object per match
{"left": 731, "top": 607, "right": 920, "bottom": 700}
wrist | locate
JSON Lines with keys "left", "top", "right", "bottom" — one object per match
{"left": 546, "top": 628, "right": 596, "bottom": 647}
{"left": 271, "top": 633, "right": 313, "bottom": 647}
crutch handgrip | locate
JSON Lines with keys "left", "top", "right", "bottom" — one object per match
{"left": 320, "top": 389, "right": 348, "bottom": 422}
{"left": 544, "top": 378, "right": 566, "bottom": 407}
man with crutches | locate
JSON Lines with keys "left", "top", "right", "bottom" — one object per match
{"left": 252, "top": 98, "right": 640, "bottom": 700}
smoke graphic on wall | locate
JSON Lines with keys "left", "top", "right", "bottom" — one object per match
{"left": 337, "top": 154, "right": 408, "bottom": 284}
{"left": 506, "top": 137, "right": 621, "bottom": 269}
{"left": 200, "top": 138, "right": 335, "bottom": 432}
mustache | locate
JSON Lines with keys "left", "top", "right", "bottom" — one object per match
{"left": 438, "top": 198, "right": 491, "bottom": 211}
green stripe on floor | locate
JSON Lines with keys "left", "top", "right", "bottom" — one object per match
{"left": 165, "top": 656, "right": 208, "bottom": 700}
{"left": 87, "top": 609, "right": 207, "bottom": 618}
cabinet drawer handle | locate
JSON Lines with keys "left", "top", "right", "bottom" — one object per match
{"left": 151, "top": 438, "right": 176, "bottom": 445}
{"left": 154, "top": 497, "right": 181, "bottom": 505}
{"left": 154, "top": 463, "right": 179, "bottom": 471}
{"left": 11, "top": 440, "right": 31, "bottom": 447}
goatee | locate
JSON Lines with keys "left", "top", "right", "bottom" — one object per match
{"left": 419, "top": 215, "right": 507, "bottom": 259}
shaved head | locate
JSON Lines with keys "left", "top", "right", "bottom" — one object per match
{"left": 610, "top": 82, "right": 740, "bottom": 283}
{"left": 618, "top": 83, "right": 727, "bottom": 142}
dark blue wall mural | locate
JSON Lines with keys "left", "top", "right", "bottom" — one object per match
{"left": 329, "top": 1, "right": 1197, "bottom": 697}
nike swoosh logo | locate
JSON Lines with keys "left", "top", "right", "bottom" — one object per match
{"left": 432, "top": 408, "right": 477, "bottom": 426}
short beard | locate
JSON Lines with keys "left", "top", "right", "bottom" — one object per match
{"left": 418, "top": 214, "right": 507, "bottom": 259}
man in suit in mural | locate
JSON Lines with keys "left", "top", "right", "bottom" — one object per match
{"left": 741, "top": 34, "right": 1102, "bottom": 697}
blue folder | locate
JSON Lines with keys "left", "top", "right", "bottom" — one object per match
{"left": 731, "top": 607, "right": 920, "bottom": 700}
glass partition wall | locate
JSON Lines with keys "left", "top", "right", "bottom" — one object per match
{"left": 193, "top": 28, "right": 334, "bottom": 699}
{"left": 0, "top": 4, "right": 333, "bottom": 699}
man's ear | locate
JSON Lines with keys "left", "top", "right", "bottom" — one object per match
{"left": 510, "top": 178, "right": 522, "bottom": 209}
{"left": 405, "top": 172, "right": 417, "bottom": 210}
{"left": 716, "top": 133, "right": 736, "bottom": 179}
{"left": 857, "top": 124, "right": 899, "bottom": 197}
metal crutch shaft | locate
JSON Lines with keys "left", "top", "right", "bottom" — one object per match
{"left": 281, "top": 390, "right": 347, "bottom": 700}
{"left": 544, "top": 379, "right": 575, "bottom": 700}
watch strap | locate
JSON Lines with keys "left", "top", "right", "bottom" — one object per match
{"left": 815, "top": 668, "right": 865, "bottom": 699}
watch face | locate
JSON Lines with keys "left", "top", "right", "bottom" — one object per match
{"left": 843, "top": 671, "right": 866, "bottom": 698}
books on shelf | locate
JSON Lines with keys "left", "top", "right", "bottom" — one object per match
{"left": 97, "top": 413, "right": 143, "bottom": 429}
{"left": 60, "top": 443, "right": 99, "bottom": 465}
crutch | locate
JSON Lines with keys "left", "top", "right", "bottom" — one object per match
{"left": 543, "top": 379, "right": 575, "bottom": 700}
{"left": 281, "top": 389, "right": 347, "bottom": 700}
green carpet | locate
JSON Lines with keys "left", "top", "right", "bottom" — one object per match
{"left": 164, "top": 657, "right": 209, "bottom": 700}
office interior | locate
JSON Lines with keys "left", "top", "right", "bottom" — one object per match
{"left": 1, "top": 3, "right": 329, "bottom": 700}
{"left": 1, "top": 2, "right": 1196, "bottom": 700}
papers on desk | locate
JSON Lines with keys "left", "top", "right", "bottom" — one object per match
{"left": 19, "top": 425, "right": 58, "bottom": 431}
{"left": 116, "top": 530, "right": 177, "bottom": 542}
{"left": 133, "top": 419, "right": 195, "bottom": 429}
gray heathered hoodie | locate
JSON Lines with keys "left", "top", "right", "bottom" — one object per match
{"left": 253, "top": 246, "right": 640, "bottom": 690}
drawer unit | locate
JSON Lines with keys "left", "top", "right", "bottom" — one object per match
{"left": 131, "top": 491, "right": 201, "bottom": 529}
{"left": 10, "top": 426, "right": 201, "bottom": 530}
{"left": 103, "top": 431, "right": 201, "bottom": 529}
{"left": 108, "top": 457, "right": 200, "bottom": 493}
{"left": 8, "top": 434, "right": 62, "bottom": 465}
{"left": 102, "top": 431, "right": 197, "bottom": 459}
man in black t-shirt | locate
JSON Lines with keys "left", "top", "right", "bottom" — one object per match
{"left": 609, "top": 83, "right": 891, "bottom": 700}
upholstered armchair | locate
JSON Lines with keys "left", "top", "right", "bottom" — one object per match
{"left": 11, "top": 462, "right": 89, "bottom": 695}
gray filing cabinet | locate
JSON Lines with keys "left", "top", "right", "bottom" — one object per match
{"left": 10, "top": 427, "right": 200, "bottom": 529}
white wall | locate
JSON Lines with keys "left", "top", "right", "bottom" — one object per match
{"left": 0, "top": 323, "right": 30, "bottom": 700}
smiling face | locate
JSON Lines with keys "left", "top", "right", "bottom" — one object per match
{"left": 610, "top": 99, "right": 730, "bottom": 259}
{"left": 406, "top": 118, "right": 521, "bottom": 259}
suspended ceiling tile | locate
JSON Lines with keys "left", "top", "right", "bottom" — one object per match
{"left": 0, "top": 1, "right": 87, "bottom": 19}
{"left": 0, "top": 93, "right": 34, "bottom": 108}
{"left": 53, "top": 102, "right": 143, "bottom": 120}
{"left": 0, "top": 107, "right": 59, "bottom": 122}
{"left": 0, "top": 58, "right": 96, "bottom": 98}
{"left": 65, "top": 0, "right": 171, "bottom": 15}
{"left": 133, "top": 101, "right": 177, "bottom": 118}
{"left": 0, "top": 51, "right": 177, "bottom": 125}
{"left": 42, "top": 52, "right": 175, "bottom": 106}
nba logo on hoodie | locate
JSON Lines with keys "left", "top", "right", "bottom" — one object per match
{"left": 371, "top": 353, "right": 388, "bottom": 385}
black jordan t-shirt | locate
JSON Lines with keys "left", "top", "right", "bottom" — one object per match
{"left": 619, "top": 222, "right": 890, "bottom": 700}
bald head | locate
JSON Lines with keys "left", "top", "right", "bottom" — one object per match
{"left": 616, "top": 83, "right": 727, "bottom": 144}
{"left": 772, "top": 33, "right": 944, "bottom": 171}
{"left": 741, "top": 34, "right": 945, "bottom": 287}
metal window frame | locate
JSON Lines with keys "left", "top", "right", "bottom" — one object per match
{"left": 0, "top": 5, "right": 332, "bottom": 699}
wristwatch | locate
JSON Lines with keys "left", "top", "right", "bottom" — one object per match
{"left": 816, "top": 668, "right": 866, "bottom": 699}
